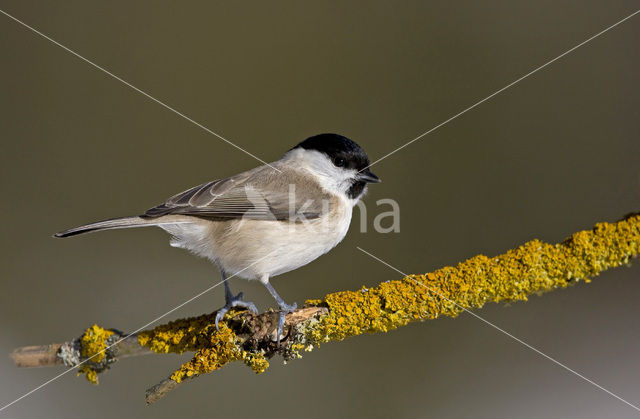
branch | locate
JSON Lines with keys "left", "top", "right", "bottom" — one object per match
{"left": 10, "top": 335, "right": 150, "bottom": 368}
{"left": 11, "top": 214, "right": 640, "bottom": 404}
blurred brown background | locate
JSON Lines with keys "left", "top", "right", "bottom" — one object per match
{"left": 1, "top": 1, "right": 639, "bottom": 418}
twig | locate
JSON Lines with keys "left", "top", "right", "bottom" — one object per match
{"left": 145, "top": 378, "right": 182, "bottom": 405}
{"left": 10, "top": 344, "right": 64, "bottom": 368}
{"left": 10, "top": 335, "right": 151, "bottom": 369}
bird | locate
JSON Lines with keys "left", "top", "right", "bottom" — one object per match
{"left": 54, "top": 133, "right": 381, "bottom": 343}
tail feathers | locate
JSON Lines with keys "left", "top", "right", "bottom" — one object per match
{"left": 54, "top": 216, "right": 177, "bottom": 238}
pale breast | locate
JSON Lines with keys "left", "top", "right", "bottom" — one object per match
{"left": 175, "top": 194, "right": 353, "bottom": 280}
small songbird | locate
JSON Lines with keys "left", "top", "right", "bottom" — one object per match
{"left": 55, "top": 133, "right": 381, "bottom": 342}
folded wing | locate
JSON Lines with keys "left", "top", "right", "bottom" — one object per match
{"left": 142, "top": 166, "right": 328, "bottom": 221}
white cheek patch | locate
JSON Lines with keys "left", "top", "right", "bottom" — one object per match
{"left": 292, "top": 149, "right": 358, "bottom": 196}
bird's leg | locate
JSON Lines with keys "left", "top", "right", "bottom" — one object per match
{"left": 215, "top": 270, "right": 258, "bottom": 331}
{"left": 262, "top": 279, "right": 297, "bottom": 345}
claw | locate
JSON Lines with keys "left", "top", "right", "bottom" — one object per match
{"left": 261, "top": 279, "right": 298, "bottom": 346}
{"left": 214, "top": 308, "right": 228, "bottom": 332}
{"left": 215, "top": 286, "right": 258, "bottom": 331}
{"left": 276, "top": 301, "right": 297, "bottom": 346}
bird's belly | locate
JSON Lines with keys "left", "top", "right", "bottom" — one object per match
{"left": 202, "top": 207, "right": 353, "bottom": 279}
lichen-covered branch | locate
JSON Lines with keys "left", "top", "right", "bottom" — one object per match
{"left": 11, "top": 329, "right": 153, "bottom": 383}
{"left": 11, "top": 214, "right": 640, "bottom": 404}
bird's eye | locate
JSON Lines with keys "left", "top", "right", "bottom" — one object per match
{"left": 335, "top": 158, "right": 346, "bottom": 167}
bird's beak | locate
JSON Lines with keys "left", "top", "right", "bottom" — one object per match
{"left": 359, "top": 169, "right": 381, "bottom": 183}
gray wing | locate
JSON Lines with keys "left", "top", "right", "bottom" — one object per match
{"left": 142, "top": 166, "right": 329, "bottom": 221}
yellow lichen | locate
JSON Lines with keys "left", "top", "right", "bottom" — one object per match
{"left": 168, "top": 325, "right": 245, "bottom": 383}
{"left": 138, "top": 312, "right": 218, "bottom": 354}
{"left": 138, "top": 310, "right": 269, "bottom": 382}
{"left": 82, "top": 369, "right": 98, "bottom": 384}
{"left": 304, "top": 215, "right": 640, "bottom": 343}
{"left": 243, "top": 352, "right": 270, "bottom": 374}
{"left": 304, "top": 298, "right": 323, "bottom": 306}
{"left": 77, "top": 324, "right": 114, "bottom": 384}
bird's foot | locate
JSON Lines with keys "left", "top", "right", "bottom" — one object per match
{"left": 276, "top": 301, "right": 298, "bottom": 346}
{"left": 215, "top": 291, "right": 258, "bottom": 331}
